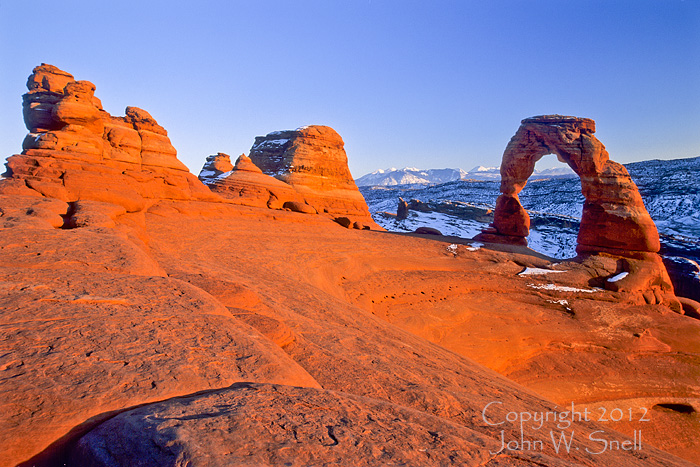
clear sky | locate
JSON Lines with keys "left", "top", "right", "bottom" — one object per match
{"left": 1, "top": 0, "right": 698, "bottom": 178}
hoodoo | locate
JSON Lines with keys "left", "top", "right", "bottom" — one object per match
{"left": 2, "top": 64, "right": 217, "bottom": 211}
{"left": 475, "top": 115, "right": 679, "bottom": 308}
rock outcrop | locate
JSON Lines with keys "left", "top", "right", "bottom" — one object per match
{"left": 2, "top": 64, "right": 217, "bottom": 211}
{"left": 198, "top": 152, "right": 234, "bottom": 180}
{"left": 249, "top": 125, "right": 376, "bottom": 225}
{"left": 397, "top": 197, "right": 409, "bottom": 219}
{"left": 200, "top": 153, "right": 308, "bottom": 209}
{"left": 475, "top": 115, "right": 678, "bottom": 308}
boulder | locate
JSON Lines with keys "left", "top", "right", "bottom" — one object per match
{"left": 334, "top": 216, "right": 352, "bottom": 228}
{"left": 414, "top": 226, "right": 442, "bottom": 236}
{"left": 283, "top": 200, "right": 317, "bottom": 214}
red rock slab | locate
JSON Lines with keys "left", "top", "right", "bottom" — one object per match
{"left": 70, "top": 383, "right": 570, "bottom": 467}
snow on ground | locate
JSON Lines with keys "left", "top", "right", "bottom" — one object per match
{"left": 607, "top": 272, "right": 629, "bottom": 283}
{"left": 527, "top": 284, "right": 598, "bottom": 293}
{"left": 518, "top": 268, "right": 566, "bottom": 276}
{"left": 373, "top": 211, "right": 485, "bottom": 239}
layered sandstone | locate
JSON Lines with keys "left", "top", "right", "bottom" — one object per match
{"left": 249, "top": 125, "right": 376, "bottom": 224}
{"left": 475, "top": 115, "right": 678, "bottom": 308}
{"left": 2, "top": 64, "right": 218, "bottom": 211}
{"left": 200, "top": 153, "right": 308, "bottom": 209}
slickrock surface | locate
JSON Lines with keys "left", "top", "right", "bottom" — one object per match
{"left": 475, "top": 115, "right": 679, "bottom": 309}
{"left": 3, "top": 64, "right": 218, "bottom": 211}
{"left": 249, "top": 125, "right": 376, "bottom": 225}
{"left": 1, "top": 194, "right": 698, "bottom": 466}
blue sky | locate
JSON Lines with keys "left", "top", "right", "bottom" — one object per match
{"left": 1, "top": 0, "right": 698, "bottom": 177}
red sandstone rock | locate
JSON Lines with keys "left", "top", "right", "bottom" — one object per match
{"left": 249, "top": 125, "right": 378, "bottom": 226}
{"left": 202, "top": 154, "right": 306, "bottom": 209}
{"left": 283, "top": 200, "right": 317, "bottom": 214}
{"left": 67, "top": 383, "right": 561, "bottom": 467}
{"left": 5, "top": 64, "right": 217, "bottom": 212}
{"left": 2, "top": 74, "right": 698, "bottom": 467}
{"left": 474, "top": 115, "right": 677, "bottom": 308}
{"left": 1, "top": 194, "right": 698, "bottom": 466}
{"left": 198, "top": 152, "right": 235, "bottom": 181}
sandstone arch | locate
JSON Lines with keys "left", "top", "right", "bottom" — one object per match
{"left": 475, "top": 115, "right": 679, "bottom": 310}
{"left": 476, "top": 115, "right": 660, "bottom": 256}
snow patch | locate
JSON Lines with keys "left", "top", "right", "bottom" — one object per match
{"left": 528, "top": 284, "right": 597, "bottom": 293}
{"left": 518, "top": 267, "right": 566, "bottom": 276}
{"left": 547, "top": 299, "right": 571, "bottom": 310}
{"left": 198, "top": 170, "right": 217, "bottom": 179}
{"left": 607, "top": 272, "right": 629, "bottom": 283}
{"left": 215, "top": 170, "right": 234, "bottom": 180}
{"left": 466, "top": 242, "right": 483, "bottom": 251}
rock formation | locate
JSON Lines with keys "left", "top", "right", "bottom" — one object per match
{"left": 2, "top": 70, "right": 698, "bottom": 467}
{"left": 249, "top": 125, "right": 376, "bottom": 224}
{"left": 2, "top": 64, "right": 217, "bottom": 211}
{"left": 397, "top": 197, "right": 408, "bottom": 219}
{"left": 475, "top": 115, "right": 678, "bottom": 308}
{"left": 198, "top": 152, "right": 234, "bottom": 180}
{"left": 200, "top": 153, "right": 308, "bottom": 210}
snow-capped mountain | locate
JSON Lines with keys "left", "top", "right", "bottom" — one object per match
{"left": 355, "top": 165, "right": 575, "bottom": 186}
{"left": 359, "top": 156, "right": 700, "bottom": 298}
{"left": 355, "top": 167, "right": 468, "bottom": 186}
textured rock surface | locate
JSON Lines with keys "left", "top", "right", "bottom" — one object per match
{"left": 201, "top": 154, "right": 307, "bottom": 209}
{"left": 249, "top": 125, "right": 377, "bottom": 225}
{"left": 4, "top": 64, "right": 218, "bottom": 211}
{"left": 69, "top": 383, "right": 524, "bottom": 467}
{"left": 475, "top": 115, "right": 678, "bottom": 307}
{"left": 1, "top": 194, "right": 698, "bottom": 466}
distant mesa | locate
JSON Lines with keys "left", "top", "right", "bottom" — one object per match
{"left": 474, "top": 115, "right": 680, "bottom": 309}
{"left": 2, "top": 64, "right": 217, "bottom": 211}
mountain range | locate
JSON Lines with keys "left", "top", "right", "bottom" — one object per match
{"left": 355, "top": 165, "right": 575, "bottom": 186}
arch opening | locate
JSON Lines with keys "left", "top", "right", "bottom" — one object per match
{"left": 519, "top": 154, "right": 581, "bottom": 259}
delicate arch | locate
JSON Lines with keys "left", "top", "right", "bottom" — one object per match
{"left": 475, "top": 115, "right": 660, "bottom": 257}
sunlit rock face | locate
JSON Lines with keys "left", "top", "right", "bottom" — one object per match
{"left": 475, "top": 115, "right": 679, "bottom": 310}
{"left": 249, "top": 125, "right": 376, "bottom": 223}
{"left": 200, "top": 153, "right": 307, "bottom": 209}
{"left": 4, "top": 64, "right": 217, "bottom": 211}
